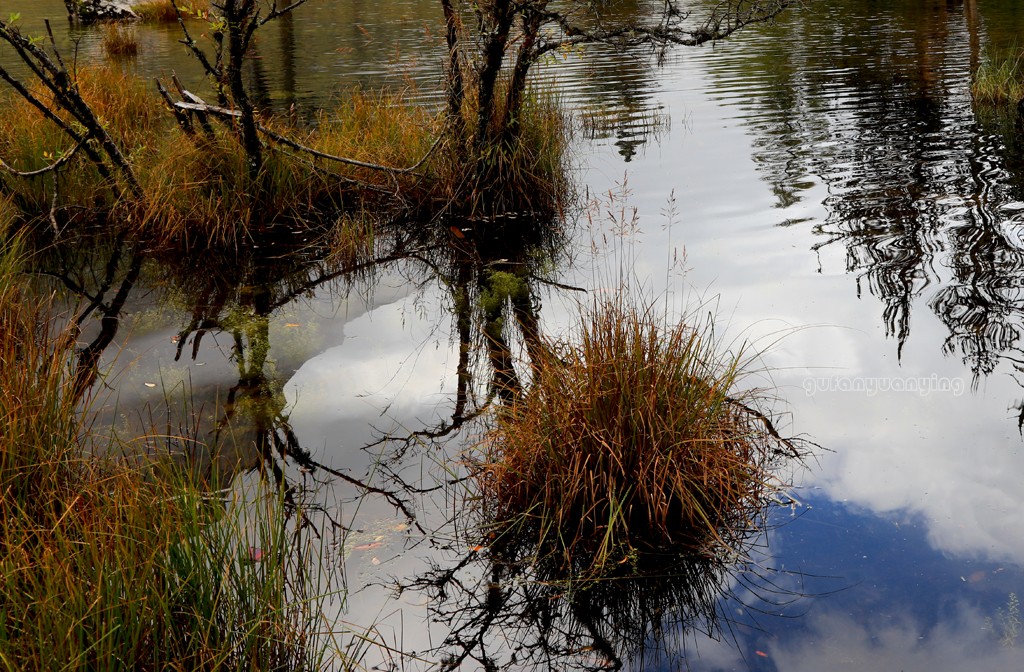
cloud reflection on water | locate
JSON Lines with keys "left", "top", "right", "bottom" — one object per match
{"left": 770, "top": 607, "right": 1024, "bottom": 672}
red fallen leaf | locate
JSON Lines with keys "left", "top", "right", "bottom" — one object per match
{"left": 353, "top": 541, "right": 382, "bottom": 551}
{"left": 449, "top": 226, "right": 466, "bottom": 239}
{"left": 755, "top": 651, "right": 769, "bottom": 658}
{"left": 469, "top": 545, "right": 485, "bottom": 552}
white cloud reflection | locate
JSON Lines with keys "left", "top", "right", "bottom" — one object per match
{"left": 766, "top": 321, "right": 1024, "bottom": 565}
{"left": 769, "top": 605, "right": 1024, "bottom": 672}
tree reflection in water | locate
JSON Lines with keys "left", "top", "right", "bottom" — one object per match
{"left": 401, "top": 482, "right": 805, "bottom": 671}
{"left": 22, "top": 205, "right": 813, "bottom": 668}
{"left": 384, "top": 216, "right": 810, "bottom": 671}
{"left": 711, "top": 0, "right": 1024, "bottom": 417}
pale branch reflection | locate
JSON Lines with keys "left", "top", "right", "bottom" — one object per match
{"left": 353, "top": 212, "right": 568, "bottom": 471}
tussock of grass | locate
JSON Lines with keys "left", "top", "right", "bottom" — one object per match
{"left": 973, "top": 48, "right": 1024, "bottom": 106}
{"left": 313, "top": 90, "right": 440, "bottom": 172}
{"left": 479, "top": 296, "right": 797, "bottom": 577}
{"left": 101, "top": 23, "right": 140, "bottom": 58}
{"left": 441, "top": 84, "right": 572, "bottom": 219}
{"left": 0, "top": 229, "right": 327, "bottom": 669}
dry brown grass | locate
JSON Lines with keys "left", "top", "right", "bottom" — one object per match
{"left": 100, "top": 23, "right": 140, "bottom": 58}
{"left": 134, "top": 0, "right": 211, "bottom": 23}
{"left": 0, "top": 67, "right": 445, "bottom": 246}
{"left": 0, "top": 61, "right": 570, "bottom": 252}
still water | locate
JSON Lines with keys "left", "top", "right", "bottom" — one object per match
{"left": 8, "top": 0, "right": 1024, "bottom": 669}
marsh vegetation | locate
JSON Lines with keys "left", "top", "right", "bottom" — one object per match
{"left": 0, "top": 221, "right": 336, "bottom": 669}
{"left": 972, "top": 45, "right": 1024, "bottom": 107}
{"left": 479, "top": 296, "right": 802, "bottom": 578}
{"left": 0, "top": 0, "right": 809, "bottom": 669}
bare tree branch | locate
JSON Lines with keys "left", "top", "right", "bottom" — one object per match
{"left": 0, "top": 138, "right": 88, "bottom": 178}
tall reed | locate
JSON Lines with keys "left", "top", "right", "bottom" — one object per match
{"left": 973, "top": 46, "right": 1024, "bottom": 106}
{"left": 0, "top": 213, "right": 331, "bottom": 670}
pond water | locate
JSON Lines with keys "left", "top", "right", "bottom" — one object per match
{"left": 9, "top": 0, "right": 1024, "bottom": 669}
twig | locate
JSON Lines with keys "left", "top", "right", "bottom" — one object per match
{"left": 260, "top": 0, "right": 311, "bottom": 26}
{"left": 0, "top": 137, "right": 88, "bottom": 177}
{"left": 49, "top": 171, "right": 60, "bottom": 235}
{"left": 257, "top": 121, "right": 438, "bottom": 177}
{"left": 156, "top": 78, "right": 194, "bottom": 135}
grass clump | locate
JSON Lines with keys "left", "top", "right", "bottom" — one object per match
{"left": 440, "top": 84, "right": 572, "bottom": 219}
{"left": 479, "top": 296, "right": 798, "bottom": 577}
{"left": 0, "top": 222, "right": 329, "bottom": 670}
{"left": 101, "top": 23, "right": 140, "bottom": 58}
{"left": 973, "top": 47, "right": 1024, "bottom": 106}
{"left": 0, "top": 65, "right": 165, "bottom": 219}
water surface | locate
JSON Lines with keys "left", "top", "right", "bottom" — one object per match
{"left": 7, "top": 0, "right": 1024, "bottom": 669}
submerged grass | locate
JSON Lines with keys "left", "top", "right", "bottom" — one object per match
{"left": 973, "top": 46, "right": 1024, "bottom": 106}
{"left": 0, "top": 214, "right": 330, "bottom": 669}
{"left": 479, "top": 296, "right": 796, "bottom": 577}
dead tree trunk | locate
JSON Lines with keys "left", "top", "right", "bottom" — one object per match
{"left": 441, "top": 0, "right": 466, "bottom": 133}
{"left": 222, "top": 0, "right": 263, "bottom": 178}
{"left": 474, "top": 0, "right": 516, "bottom": 149}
